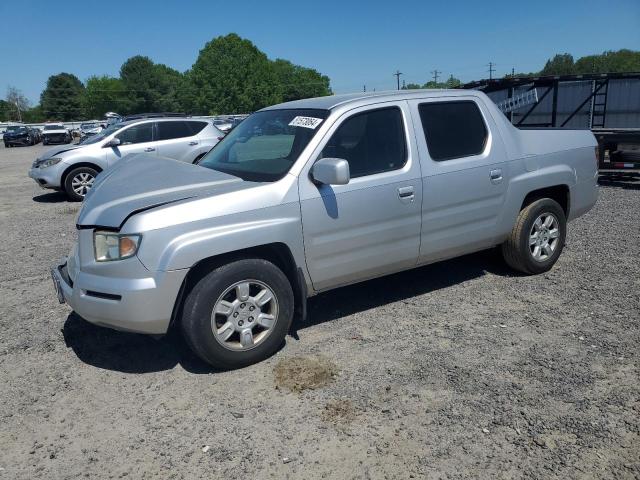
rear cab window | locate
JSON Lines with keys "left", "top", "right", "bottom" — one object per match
{"left": 418, "top": 101, "right": 488, "bottom": 161}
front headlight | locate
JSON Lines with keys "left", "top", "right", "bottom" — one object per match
{"left": 94, "top": 232, "right": 141, "bottom": 262}
{"left": 39, "top": 157, "right": 62, "bottom": 168}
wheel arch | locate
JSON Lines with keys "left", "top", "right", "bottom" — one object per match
{"left": 169, "top": 242, "right": 307, "bottom": 330}
{"left": 521, "top": 184, "right": 570, "bottom": 217}
{"left": 60, "top": 162, "right": 103, "bottom": 189}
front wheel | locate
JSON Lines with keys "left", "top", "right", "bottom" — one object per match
{"left": 181, "top": 259, "right": 294, "bottom": 369}
{"left": 501, "top": 198, "right": 567, "bottom": 275}
{"left": 64, "top": 166, "right": 98, "bottom": 201}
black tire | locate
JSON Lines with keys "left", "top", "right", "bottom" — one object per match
{"left": 181, "top": 258, "right": 294, "bottom": 369}
{"left": 43, "top": 139, "right": 48, "bottom": 145}
{"left": 501, "top": 198, "right": 567, "bottom": 275}
{"left": 63, "top": 166, "right": 98, "bottom": 201}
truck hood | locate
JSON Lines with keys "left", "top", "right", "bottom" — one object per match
{"left": 77, "top": 154, "right": 245, "bottom": 229}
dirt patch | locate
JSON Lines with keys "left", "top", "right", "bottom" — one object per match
{"left": 321, "top": 398, "right": 358, "bottom": 426}
{"left": 273, "top": 355, "right": 338, "bottom": 392}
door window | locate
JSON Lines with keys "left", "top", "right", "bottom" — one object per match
{"left": 116, "top": 123, "right": 153, "bottom": 145}
{"left": 418, "top": 101, "right": 487, "bottom": 161}
{"left": 320, "top": 107, "right": 407, "bottom": 178}
{"left": 187, "top": 121, "right": 208, "bottom": 135}
{"left": 156, "top": 121, "right": 193, "bottom": 141}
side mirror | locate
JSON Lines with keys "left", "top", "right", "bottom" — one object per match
{"left": 311, "top": 158, "right": 350, "bottom": 185}
{"left": 103, "top": 137, "right": 120, "bottom": 148}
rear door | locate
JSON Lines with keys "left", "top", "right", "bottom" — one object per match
{"left": 105, "top": 122, "right": 156, "bottom": 167}
{"left": 154, "top": 120, "right": 201, "bottom": 163}
{"left": 409, "top": 97, "right": 509, "bottom": 264}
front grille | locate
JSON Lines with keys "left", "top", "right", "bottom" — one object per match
{"left": 45, "top": 134, "right": 66, "bottom": 142}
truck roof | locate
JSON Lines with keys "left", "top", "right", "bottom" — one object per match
{"left": 262, "top": 89, "right": 479, "bottom": 112}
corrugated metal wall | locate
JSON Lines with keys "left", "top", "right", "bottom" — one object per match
{"left": 486, "top": 79, "right": 640, "bottom": 129}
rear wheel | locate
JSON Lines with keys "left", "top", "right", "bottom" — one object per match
{"left": 64, "top": 166, "right": 98, "bottom": 201}
{"left": 181, "top": 259, "right": 294, "bottom": 369}
{"left": 501, "top": 198, "right": 566, "bottom": 275}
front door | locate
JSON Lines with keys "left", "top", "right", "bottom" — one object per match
{"left": 105, "top": 122, "right": 156, "bottom": 167}
{"left": 299, "top": 103, "right": 423, "bottom": 291}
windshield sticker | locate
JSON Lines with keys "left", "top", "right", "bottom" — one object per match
{"left": 288, "top": 116, "right": 323, "bottom": 129}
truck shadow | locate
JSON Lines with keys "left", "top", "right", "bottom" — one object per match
{"left": 62, "top": 249, "right": 511, "bottom": 374}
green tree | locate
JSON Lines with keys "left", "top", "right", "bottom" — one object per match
{"left": 119, "top": 56, "right": 185, "bottom": 114}
{"left": 574, "top": 49, "right": 640, "bottom": 74}
{"left": 540, "top": 53, "right": 575, "bottom": 75}
{"left": 83, "top": 75, "right": 130, "bottom": 118}
{"left": 40, "top": 73, "right": 85, "bottom": 120}
{"left": 22, "top": 105, "right": 46, "bottom": 123}
{"left": 0, "top": 99, "right": 13, "bottom": 121}
{"left": 403, "top": 83, "right": 423, "bottom": 90}
{"left": 272, "top": 59, "right": 331, "bottom": 102}
{"left": 186, "top": 33, "right": 282, "bottom": 114}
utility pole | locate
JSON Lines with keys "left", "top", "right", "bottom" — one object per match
{"left": 402, "top": 79, "right": 406, "bottom": 90}
{"left": 487, "top": 62, "right": 496, "bottom": 80}
{"left": 393, "top": 70, "right": 403, "bottom": 90}
{"left": 511, "top": 67, "right": 515, "bottom": 77}
{"left": 430, "top": 69, "right": 441, "bottom": 85}
{"left": 363, "top": 85, "right": 366, "bottom": 92}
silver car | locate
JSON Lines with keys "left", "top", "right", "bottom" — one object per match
{"left": 51, "top": 90, "right": 598, "bottom": 369}
{"left": 29, "top": 118, "right": 223, "bottom": 201}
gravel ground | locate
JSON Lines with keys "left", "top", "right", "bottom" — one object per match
{"left": 0, "top": 143, "right": 638, "bottom": 479}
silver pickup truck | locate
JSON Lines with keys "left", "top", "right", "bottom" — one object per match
{"left": 51, "top": 90, "right": 598, "bottom": 369}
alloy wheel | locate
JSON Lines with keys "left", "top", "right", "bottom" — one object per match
{"left": 529, "top": 212, "right": 560, "bottom": 261}
{"left": 71, "top": 172, "right": 95, "bottom": 197}
{"left": 211, "top": 280, "right": 279, "bottom": 351}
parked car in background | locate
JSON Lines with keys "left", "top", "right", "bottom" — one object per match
{"left": 29, "top": 117, "right": 224, "bottom": 201}
{"left": 42, "top": 124, "right": 72, "bottom": 145}
{"left": 79, "top": 122, "right": 103, "bottom": 142}
{"left": 4, "top": 125, "right": 37, "bottom": 147}
{"left": 49, "top": 90, "right": 598, "bottom": 369}
{"left": 30, "top": 127, "right": 42, "bottom": 144}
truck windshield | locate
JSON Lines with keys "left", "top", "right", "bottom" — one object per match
{"left": 44, "top": 125, "right": 63, "bottom": 130}
{"left": 199, "top": 109, "right": 329, "bottom": 182}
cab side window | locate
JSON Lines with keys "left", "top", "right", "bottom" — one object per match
{"left": 116, "top": 123, "right": 153, "bottom": 145}
{"left": 418, "top": 101, "right": 487, "bottom": 161}
{"left": 320, "top": 107, "right": 407, "bottom": 178}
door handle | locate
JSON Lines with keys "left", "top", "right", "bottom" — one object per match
{"left": 398, "top": 186, "right": 415, "bottom": 202}
{"left": 144, "top": 147, "right": 155, "bottom": 152}
{"left": 189, "top": 141, "right": 199, "bottom": 146}
{"left": 490, "top": 169, "right": 503, "bottom": 183}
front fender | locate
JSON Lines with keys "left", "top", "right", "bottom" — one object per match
{"left": 135, "top": 202, "right": 308, "bottom": 275}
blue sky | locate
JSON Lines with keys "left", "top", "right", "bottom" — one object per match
{"left": 1, "top": 0, "right": 638, "bottom": 103}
